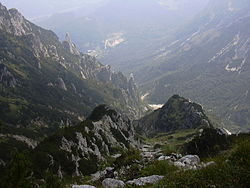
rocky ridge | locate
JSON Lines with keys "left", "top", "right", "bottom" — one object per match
{"left": 136, "top": 95, "right": 212, "bottom": 136}
{"left": 33, "top": 105, "right": 139, "bottom": 177}
{"left": 0, "top": 2, "right": 144, "bottom": 132}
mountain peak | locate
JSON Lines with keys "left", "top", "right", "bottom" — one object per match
{"left": 62, "top": 32, "right": 81, "bottom": 55}
{"left": 136, "top": 95, "right": 212, "bottom": 136}
{"left": 0, "top": 4, "right": 32, "bottom": 36}
{"left": 0, "top": 3, "right": 7, "bottom": 10}
{"left": 9, "top": 8, "right": 22, "bottom": 16}
{"left": 65, "top": 32, "right": 72, "bottom": 42}
{"left": 88, "top": 104, "right": 120, "bottom": 122}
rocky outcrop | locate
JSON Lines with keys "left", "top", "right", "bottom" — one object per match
{"left": 34, "top": 105, "right": 139, "bottom": 177}
{"left": 173, "top": 155, "right": 200, "bottom": 169}
{"left": 0, "top": 63, "right": 17, "bottom": 87}
{"left": 74, "top": 55, "right": 143, "bottom": 118}
{"left": 136, "top": 95, "right": 212, "bottom": 136}
{"left": 126, "top": 175, "right": 164, "bottom": 186}
{"left": 62, "top": 33, "right": 81, "bottom": 56}
{"left": 0, "top": 134, "right": 38, "bottom": 149}
{"left": 0, "top": 4, "right": 32, "bottom": 36}
{"left": 217, "top": 128, "right": 232, "bottom": 136}
{"left": 57, "top": 77, "right": 67, "bottom": 91}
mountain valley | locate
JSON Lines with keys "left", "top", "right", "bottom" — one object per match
{"left": 0, "top": 1, "right": 250, "bottom": 188}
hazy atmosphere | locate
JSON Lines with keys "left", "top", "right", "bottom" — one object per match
{"left": 1, "top": 0, "right": 107, "bottom": 20}
{"left": 0, "top": 0, "right": 250, "bottom": 187}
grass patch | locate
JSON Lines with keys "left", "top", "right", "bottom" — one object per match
{"left": 141, "top": 160, "right": 178, "bottom": 177}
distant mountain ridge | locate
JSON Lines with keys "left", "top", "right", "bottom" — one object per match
{"left": 36, "top": 0, "right": 209, "bottom": 74}
{"left": 138, "top": 0, "right": 250, "bottom": 131}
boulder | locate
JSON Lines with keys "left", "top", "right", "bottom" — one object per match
{"left": 72, "top": 185, "right": 96, "bottom": 188}
{"left": 126, "top": 175, "right": 164, "bottom": 186}
{"left": 102, "top": 178, "right": 125, "bottom": 188}
{"left": 173, "top": 161, "right": 186, "bottom": 168}
{"left": 178, "top": 155, "right": 200, "bottom": 166}
{"left": 173, "top": 155, "right": 201, "bottom": 169}
{"left": 91, "top": 167, "right": 115, "bottom": 181}
{"left": 158, "top": 155, "right": 172, "bottom": 161}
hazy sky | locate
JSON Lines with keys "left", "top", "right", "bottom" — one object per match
{"left": 1, "top": 0, "right": 106, "bottom": 20}
{"left": 1, "top": 0, "right": 210, "bottom": 21}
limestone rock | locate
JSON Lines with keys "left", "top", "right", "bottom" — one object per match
{"left": 72, "top": 185, "right": 96, "bottom": 188}
{"left": 178, "top": 155, "right": 200, "bottom": 166}
{"left": 102, "top": 178, "right": 125, "bottom": 188}
{"left": 57, "top": 77, "right": 67, "bottom": 91}
{"left": 126, "top": 175, "right": 164, "bottom": 186}
{"left": 173, "top": 155, "right": 201, "bottom": 170}
{"left": 62, "top": 33, "right": 80, "bottom": 56}
{"left": 0, "top": 63, "right": 17, "bottom": 87}
{"left": 0, "top": 4, "right": 32, "bottom": 36}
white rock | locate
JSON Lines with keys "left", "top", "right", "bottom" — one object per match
{"left": 72, "top": 185, "right": 96, "bottom": 188}
{"left": 178, "top": 155, "right": 200, "bottom": 166}
{"left": 102, "top": 178, "right": 125, "bottom": 188}
{"left": 158, "top": 156, "right": 166, "bottom": 161}
{"left": 174, "top": 161, "right": 186, "bottom": 168}
{"left": 112, "top": 154, "right": 122, "bottom": 158}
{"left": 126, "top": 175, "right": 164, "bottom": 186}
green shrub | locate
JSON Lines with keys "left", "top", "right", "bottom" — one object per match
{"left": 114, "top": 149, "right": 142, "bottom": 169}
{"left": 43, "top": 170, "right": 64, "bottom": 188}
{"left": 183, "top": 128, "right": 230, "bottom": 157}
{"left": 230, "top": 140, "right": 250, "bottom": 167}
{"left": 161, "top": 144, "right": 176, "bottom": 156}
{"left": 153, "top": 143, "right": 162, "bottom": 150}
{"left": 154, "top": 139, "right": 250, "bottom": 188}
{"left": 141, "top": 160, "right": 178, "bottom": 177}
{"left": 0, "top": 151, "right": 35, "bottom": 188}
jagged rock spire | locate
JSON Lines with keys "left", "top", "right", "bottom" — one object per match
{"left": 62, "top": 32, "right": 80, "bottom": 56}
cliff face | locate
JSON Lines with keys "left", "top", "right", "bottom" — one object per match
{"left": 0, "top": 3, "right": 144, "bottom": 133}
{"left": 33, "top": 105, "right": 138, "bottom": 177}
{"left": 136, "top": 95, "right": 212, "bottom": 137}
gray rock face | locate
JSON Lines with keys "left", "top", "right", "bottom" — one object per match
{"left": 76, "top": 55, "right": 143, "bottom": 118}
{"left": 0, "top": 4, "right": 32, "bottom": 36}
{"left": 216, "top": 128, "right": 232, "bottom": 136}
{"left": 88, "top": 105, "right": 139, "bottom": 148}
{"left": 0, "top": 3, "right": 50, "bottom": 59}
{"left": 57, "top": 77, "right": 67, "bottom": 91}
{"left": 0, "top": 63, "right": 17, "bottom": 87}
{"left": 0, "top": 134, "right": 38, "bottom": 149}
{"left": 102, "top": 178, "right": 125, "bottom": 188}
{"left": 62, "top": 33, "right": 81, "bottom": 56}
{"left": 39, "top": 105, "right": 139, "bottom": 176}
{"left": 126, "top": 175, "right": 164, "bottom": 186}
